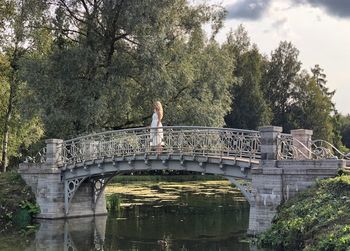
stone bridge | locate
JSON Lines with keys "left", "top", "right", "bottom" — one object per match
{"left": 19, "top": 126, "right": 349, "bottom": 234}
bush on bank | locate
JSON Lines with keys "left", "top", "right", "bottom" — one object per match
{"left": 0, "top": 172, "right": 39, "bottom": 232}
{"left": 258, "top": 175, "right": 350, "bottom": 251}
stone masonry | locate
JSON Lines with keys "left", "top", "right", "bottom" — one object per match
{"left": 247, "top": 126, "right": 345, "bottom": 235}
{"left": 19, "top": 139, "right": 107, "bottom": 219}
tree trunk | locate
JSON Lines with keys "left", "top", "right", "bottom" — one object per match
{"left": 1, "top": 47, "right": 18, "bottom": 172}
{"left": 1, "top": 81, "right": 14, "bottom": 172}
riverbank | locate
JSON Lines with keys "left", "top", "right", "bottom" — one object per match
{"left": 0, "top": 172, "right": 39, "bottom": 233}
{"left": 258, "top": 175, "right": 350, "bottom": 250}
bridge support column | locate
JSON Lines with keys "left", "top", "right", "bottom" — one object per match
{"left": 248, "top": 126, "right": 283, "bottom": 235}
{"left": 19, "top": 139, "right": 107, "bottom": 219}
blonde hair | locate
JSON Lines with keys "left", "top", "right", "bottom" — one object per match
{"left": 154, "top": 101, "right": 163, "bottom": 121}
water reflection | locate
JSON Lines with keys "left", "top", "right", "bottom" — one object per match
{"left": 25, "top": 216, "right": 107, "bottom": 251}
{"left": 2, "top": 181, "right": 271, "bottom": 251}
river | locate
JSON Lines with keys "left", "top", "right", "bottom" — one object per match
{"left": 0, "top": 179, "right": 271, "bottom": 251}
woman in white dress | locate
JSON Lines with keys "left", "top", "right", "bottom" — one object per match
{"left": 150, "top": 101, "right": 164, "bottom": 153}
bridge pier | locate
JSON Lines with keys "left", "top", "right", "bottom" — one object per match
{"left": 248, "top": 126, "right": 283, "bottom": 234}
{"left": 248, "top": 127, "right": 345, "bottom": 235}
{"left": 19, "top": 139, "right": 107, "bottom": 219}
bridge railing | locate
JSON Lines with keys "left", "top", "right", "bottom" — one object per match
{"left": 278, "top": 134, "right": 350, "bottom": 160}
{"left": 25, "top": 126, "right": 350, "bottom": 166}
{"left": 61, "top": 126, "right": 261, "bottom": 166}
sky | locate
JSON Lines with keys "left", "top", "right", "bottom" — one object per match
{"left": 207, "top": 0, "right": 350, "bottom": 115}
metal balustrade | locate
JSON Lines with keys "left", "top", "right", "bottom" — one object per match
{"left": 61, "top": 126, "right": 261, "bottom": 166}
{"left": 26, "top": 126, "right": 350, "bottom": 165}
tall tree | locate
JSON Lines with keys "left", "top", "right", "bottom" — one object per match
{"left": 224, "top": 26, "right": 271, "bottom": 130}
{"left": 0, "top": 0, "right": 47, "bottom": 172}
{"left": 289, "top": 70, "right": 334, "bottom": 141}
{"left": 262, "top": 41, "right": 301, "bottom": 132}
{"left": 310, "top": 64, "right": 341, "bottom": 146}
{"left": 23, "top": 0, "right": 230, "bottom": 138}
{"left": 311, "top": 64, "right": 335, "bottom": 100}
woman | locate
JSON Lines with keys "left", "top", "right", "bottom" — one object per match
{"left": 150, "top": 101, "right": 164, "bottom": 153}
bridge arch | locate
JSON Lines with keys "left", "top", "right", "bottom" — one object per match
{"left": 62, "top": 153, "right": 258, "bottom": 215}
{"left": 55, "top": 126, "right": 260, "bottom": 215}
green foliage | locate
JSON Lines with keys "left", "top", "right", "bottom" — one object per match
{"left": 339, "top": 114, "right": 350, "bottom": 149}
{"left": 262, "top": 41, "right": 302, "bottom": 132}
{"left": 0, "top": 53, "right": 44, "bottom": 168}
{"left": 20, "top": 201, "right": 40, "bottom": 215}
{"left": 0, "top": 0, "right": 47, "bottom": 170}
{"left": 22, "top": 0, "right": 231, "bottom": 139}
{"left": 224, "top": 27, "right": 271, "bottom": 130}
{"left": 0, "top": 172, "right": 39, "bottom": 232}
{"left": 258, "top": 175, "right": 350, "bottom": 251}
{"left": 0, "top": 0, "right": 345, "bottom": 167}
{"left": 289, "top": 71, "right": 334, "bottom": 141}
{"left": 106, "top": 194, "right": 121, "bottom": 214}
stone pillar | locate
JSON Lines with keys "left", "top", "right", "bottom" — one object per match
{"left": 291, "top": 129, "right": 313, "bottom": 159}
{"left": 248, "top": 126, "right": 283, "bottom": 235}
{"left": 260, "top": 126, "right": 283, "bottom": 161}
{"left": 36, "top": 168, "right": 65, "bottom": 218}
{"left": 45, "top": 139, "right": 64, "bottom": 167}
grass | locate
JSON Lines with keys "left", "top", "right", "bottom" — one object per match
{"left": 258, "top": 175, "right": 350, "bottom": 251}
{"left": 0, "top": 172, "right": 39, "bottom": 233}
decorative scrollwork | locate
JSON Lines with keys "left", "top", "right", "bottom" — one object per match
{"left": 60, "top": 126, "right": 262, "bottom": 166}
{"left": 25, "top": 147, "right": 47, "bottom": 163}
{"left": 312, "top": 140, "right": 350, "bottom": 160}
{"left": 90, "top": 175, "right": 114, "bottom": 211}
{"left": 278, "top": 135, "right": 350, "bottom": 160}
{"left": 278, "top": 134, "right": 314, "bottom": 160}
{"left": 64, "top": 222, "right": 77, "bottom": 251}
{"left": 27, "top": 126, "right": 350, "bottom": 163}
{"left": 64, "top": 177, "right": 86, "bottom": 214}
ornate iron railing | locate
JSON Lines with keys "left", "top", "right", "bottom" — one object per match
{"left": 278, "top": 135, "right": 350, "bottom": 160}
{"left": 25, "top": 147, "right": 47, "bottom": 163}
{"left": 312, "top": 140, "right": 350, "bottom": 160}
{"left": 26, "top": 126, "right": 350, "bottom": 166}
{"left": 61, "top": 126, "right": 261, "bottom": 165}
{"left": 278, "top": 133, "right": 311, "bottom": 160}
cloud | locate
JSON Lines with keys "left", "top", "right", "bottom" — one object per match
{"left": 271, "top": 17, "right": 288, "bottom": 29}
{"left": 226, "top": 0, "right": 272, "bottom": 20}
{"left": 292, "top": 0, "right": 350, "bottom": 18}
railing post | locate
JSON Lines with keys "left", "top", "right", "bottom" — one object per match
{"left": 291, "top": 129, "right": 313, "bottom": 159}
{"left": 259, "top": 126, "right": 283, "bottom": 163}
{"left": 45, "top": 139, "right": 64, "bottom": 167}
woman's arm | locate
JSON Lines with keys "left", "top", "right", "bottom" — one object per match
{"left": 156, "top": 110, "right": 161, "bottom": 127}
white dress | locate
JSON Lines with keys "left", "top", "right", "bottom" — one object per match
{"left": 150, "top": 112, "right": 163, "bottom": 146}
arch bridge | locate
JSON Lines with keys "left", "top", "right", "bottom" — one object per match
{"left": 19, "top": 126, "right": 349, "bottom": 234}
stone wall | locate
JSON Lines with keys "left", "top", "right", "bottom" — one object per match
{"left": 19, "top": 163, "right": 107, "bottom": 219}
{"left": 248, "top": 157, "right": 345, "bottom": 235}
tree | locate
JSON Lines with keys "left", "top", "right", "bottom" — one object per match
{"left": 310, "top": 64, "right": 341, "bottom": 146}
{"left": 225, "top": 45, "right": 271, "bottom": 129}
{"left": 224, "top": 26, "right": 271, "bottom": 130}
{"left": 0, "top": 0, "right": 47, "bottom": 172}
{"left": 22, "top": 0, "right": 230, "bottom": 139}
{"left": 289, "top": 70, "right": 334, "bottom": 141}
{"left": 262, "top": 41, "right": 301, "bottom": 132}
{"left": 311, "top": 64, "right": 335, "bottom": 100}
{"left": 339, "top": 114, "right": 350, "bottom": 149}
